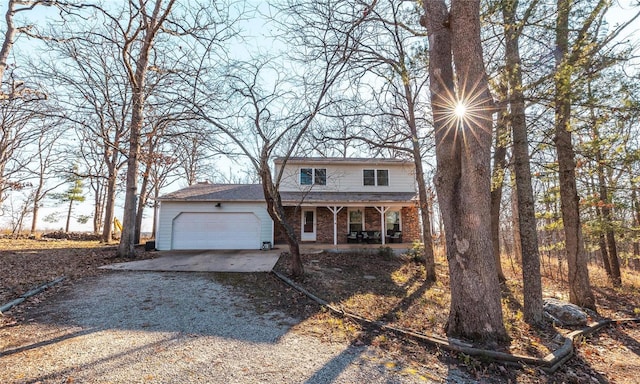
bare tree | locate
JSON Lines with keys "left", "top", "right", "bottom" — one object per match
{"left": 551, "top": 0, "right": 640, "bottom": 308}
{"left": 38, "top": 31, "right": 132, "bottom": 241}
{"left": 501, "top": 0, "right": 544, "bottom": 324}
{"left": 114, "top": 0, "right": 178, "bottom": 257}
{"left": 0, "top": 71, "right": 46, "bottom": 210}
{"left": 188, "top": 53, "right": 352, "bottom": 278}
{"left": 171, "top": 129, "right": 214, "bottom": 186}
{"left": 0, "top": 0, "right": 50, "bottom": 97}
{"left": 421, "top": 0, "right": 508, "bottom": 342}
{"left": 313, "top": 0, "right": 438, "bottom": 281}
{"left": 183, "top": 0, "right": 363, "bottom": 277}
{"left": 490, "top": 77, "right": 509, "bottom": 283}
{"left": 135, "top": 107, "right": 195, "bottom": 244}
{"left": 27, "top": 119, "right": 67, "bottom": 233}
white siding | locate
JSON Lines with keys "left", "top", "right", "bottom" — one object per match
{"left": 156, "top": 201, "right": 272, "bottom": 250}
{"left": 277, "top": 162, "right": 416, "bottom": 193}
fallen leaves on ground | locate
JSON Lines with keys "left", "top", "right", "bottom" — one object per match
{"left": 2, "top": 239, "right": 640, "bottom": 383}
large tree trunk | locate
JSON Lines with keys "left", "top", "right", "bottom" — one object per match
{"left": 91, "top": 180, "right": 104, "bottom": 234}
{"left": 422, "top": 0, "right": 507, "bottom": 342}
{"left": 30, "top": 203, "right": 39, "bottom": 234}
{"left": 597, "top": 171, "right": 621, "bottom": 286}
{"left": 554, "top": 0, "right": 595, "bottom": 309}
{"left": 490, "top": 84, "right": 508, "bottom": 283}
{"left": 503, "top": 0, "right": 544, "bottom": 324}
{"left": 102, "top": 173, "right": 117, "bottom": 243}
{"left": 30, "top": 182, "right": 44, "bottom": 234}
{"left": 592, "top": 119, "right": 622, "bottom": 286}
{"left": 260, "top": 155, "right": 304, "bottom": 278}
{"left": 135, "top": 168, "right": 150, "bottom": 244}
{"left": 405, "top": 81, "right": 436, "bottom": 281}
{"left": 118, "top": 0, "right": 175, "bottom": 257}
{"left": 414, "top": 153, "right": 437, "bottom": 281}
{"left": 118, "top": 93, "right": 143, "bottom": 257}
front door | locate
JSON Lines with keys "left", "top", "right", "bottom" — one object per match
{"left": 301, "top": 209, "right": 316, "bottom": 241}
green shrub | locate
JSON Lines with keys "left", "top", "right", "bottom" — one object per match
{"left": 377, "top": 246, "right": 394, "bottom": 259}
{"left": 406, "top": 241, "right": 425, "bottom": 263}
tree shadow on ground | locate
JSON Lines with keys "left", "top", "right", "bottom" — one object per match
{"left": 592, "top": 286, "right": 640, "bottom": 317}
{"left": 301, "top": 276, "right": 436, "bottom": 383}
{"left": 500, "top": 282, "right": 565, "bottom": 357}
{"left": 0, "top": 328, "right": 94, "bottom": 358}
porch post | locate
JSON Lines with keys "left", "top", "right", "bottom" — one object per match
{"left": 374, "top": 206, "right": 389, "bottom": 245}
{"left": 327, "top": 206, "right": 344, "bottom": 246}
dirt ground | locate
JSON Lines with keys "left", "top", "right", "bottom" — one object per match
{"left": 1, "top": 239, "right": 640, "bottom": 383}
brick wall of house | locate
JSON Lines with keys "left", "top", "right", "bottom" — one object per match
{"left": 274, "top": 204, "right": 421, "bottom": 244}
{"left": 274, "top": 206, "right": 298, "bottom": 244}
{"left": 315, "top": 207, "right": 335, "bottom": 243}
{"left": 274, "top": 206, "right": 350, "bottom": 244}
{"left": 364, "top": 207, "right": 381, "bottom": 232}
{"left": 401, "top": 205, "right": 421, "bottom": 243}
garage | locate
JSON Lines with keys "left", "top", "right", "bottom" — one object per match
{"left": 172, "top": 212, "right": 261, "bottom": 250}
{"left": 155, "top": 184, "right": 273, "bottom": 251}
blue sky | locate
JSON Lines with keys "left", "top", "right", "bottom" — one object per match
{"left": 1, "top": 0, "right": 639, "bottom": 233}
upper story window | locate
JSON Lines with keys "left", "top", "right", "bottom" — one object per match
{"left": 300, "top": 168, "right": 327, "bottom": 186}
{"left": 363, "top": 169, "right": 389, "bottom": 186}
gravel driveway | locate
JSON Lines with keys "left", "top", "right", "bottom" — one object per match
{"left": 0, "top": 271, "right": 460, "bottom": 383}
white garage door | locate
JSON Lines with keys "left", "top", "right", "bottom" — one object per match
{"left": 172, "top": 212, "right": 261, "bottom": 250}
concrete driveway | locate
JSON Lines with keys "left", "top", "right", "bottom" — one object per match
{"left": 100, "top": 249, "right": 282, "bottom": 273}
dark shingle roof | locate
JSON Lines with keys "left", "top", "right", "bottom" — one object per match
{"left": 159, "top": 183, "right": 417, "bottom": 204}
{"left": 158, "top": 184, "right": 264, "bottom": 201}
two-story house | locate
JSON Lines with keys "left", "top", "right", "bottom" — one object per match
{"left": 154, "top": 157, "right": 420, "bottom": 250}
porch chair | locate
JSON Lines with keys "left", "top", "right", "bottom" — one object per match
{"left": 347, "top": 231, "right": 359, "bottom": 243}
{"left": 387, "top": 231, "right": 402, "bottom": 243}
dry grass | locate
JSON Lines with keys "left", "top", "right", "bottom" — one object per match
{"left": 275, "top": 245, "right": 640, "bottom": 383}
{"left": 0, "top": 238, "right": 155, "bottom": 310}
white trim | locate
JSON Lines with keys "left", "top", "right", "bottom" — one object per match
{"left": 326, "top": 206, "right": 344, "bottom": 245}
{"left": 363, "top": 168, "right": 390, "bottom": 187}
{"left": 301, "top": 208, "right": 317, "bottom": 241}
{"left": 374, "top": 206, "right": 390, "bottom": 245}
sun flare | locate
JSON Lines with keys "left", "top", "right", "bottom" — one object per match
{"left": 430, "top": 73, "right": 494, "bottom": 148}
{"left": 454, "top": 102, "right": 466, "bottom": 118}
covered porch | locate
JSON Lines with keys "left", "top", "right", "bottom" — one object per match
{"left": 275, "top": 192, "right": 421, "bottom": 246}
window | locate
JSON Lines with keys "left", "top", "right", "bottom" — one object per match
{"left": 314, "top": 168, "right": 326, "bottom": 185}
{"left": 300, "top": 168, "right": 326, "bottom": 186}
{"left": 385, "top": 210, "right": 401, "bottom": 232}
{"left": 377, "top": 170, "right": 389, "bottom": 186}
{"left": 363, "top": 169, "right": 389, "bottom": 186}
{"left": 363, "top": 170, "right": 375, "bottom": 186}
{"left": 349, "top": 209, "right": 364, "bottom": 232}
{"left": 300, "top": 168, "right": 313, "bottom": 185}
